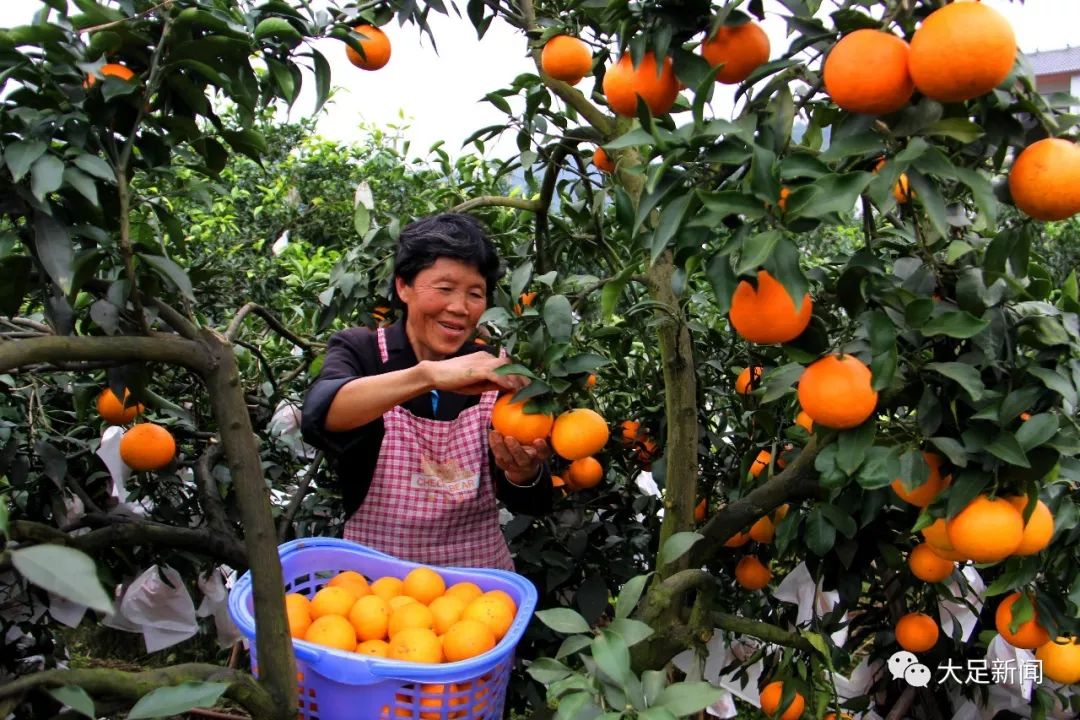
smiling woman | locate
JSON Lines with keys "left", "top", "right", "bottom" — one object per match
{"left": 300, "top": 213, "right": 554, "bottom": 570}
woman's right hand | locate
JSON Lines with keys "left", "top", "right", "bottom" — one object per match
{"left": 422, "top": 352, "right": 528, "bottom": 395}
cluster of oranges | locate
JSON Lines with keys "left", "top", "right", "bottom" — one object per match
{"left": 490, "top": 395, "right": 609, "bottom": 492}
{"left": 96, "top": 387, "right": 176, "bottom": 472}
{"left": 285, "top": 566, "right": 517, "bottom": 668}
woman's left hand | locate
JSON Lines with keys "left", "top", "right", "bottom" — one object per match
{"left": 489, "top": 431, "right": 552, "bottom": 485}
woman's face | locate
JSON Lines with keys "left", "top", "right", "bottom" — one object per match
{"left": 395, "top": 257, "right": 487, "bottom": 361}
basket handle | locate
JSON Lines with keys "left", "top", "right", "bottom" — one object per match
{"left": 293, "top": 644, "right": 323, "bottom": 665}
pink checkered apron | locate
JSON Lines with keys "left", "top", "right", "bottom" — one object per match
{"left": 343, "top": 328, "right": 514, "bottom": 570}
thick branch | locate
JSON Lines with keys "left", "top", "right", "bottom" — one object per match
{"left": 225, "top": 303, "right": 311, "bottom": 349}
{"left": 0, "top": 336, "right": 210, "bottom": 375}
{"left": 195, "top": 442, "right": 233, "bottom": 539}
{"left": 0, "top": 664, "right": 275, "bottom": 719}
{"left": 450, "top": 196, "right": 542, "bottom": 213}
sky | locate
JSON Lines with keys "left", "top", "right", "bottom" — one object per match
{"left": 4, "top": 0, "right": 1078, "bottom": 159}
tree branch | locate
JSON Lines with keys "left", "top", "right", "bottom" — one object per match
{"left": 450, "top": 196, "right": 543, "bottom": 214}
{"left": 0, "top": 336, "right": 210, "bottom": 375}
{"left": 277, "top": 451, "right": 324, "bottom": 542}
{"left": 195, "top": 442, "right": 233, "bottom": 539}
{"left": 224, "top": 303, "right": 311, "bottom": 350}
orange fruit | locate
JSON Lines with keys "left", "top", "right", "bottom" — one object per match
{"left": 724, "top": 531, "right": 750, "bottom": 548}
{"left": 388, "top": 594, "right": 418, "bottom": 610}
{"left": 285, "top": 593, "right": 312, "bottom": 639}
{"left": 1008, "top": 138, "right": 1080, "bottom": 221}
{"left": 749, "top": 515, "right": 775, "bottom": 544}
{"left": 443, "top": 618, "right": 497, "bottom": 662}
{"left": 402, "top": 566, "right": 446, "bottom": 605}
{"left": 520, "top": 291, "right": 537, "bottom": 307}
{"left": 328, "top": 570, "right": 371, "bottom": 599}
{"left": 750, "top": 449, "right": 782, "bottom": 478}
{"left": 481, "top": 589, "right": 517, "bottom": 615}
{"left": 310, "top": 586, "right": 357, "bottom": 619}
{"left": 444, "top": 581, "right": 484, "bottom": 606}
{"left": 797, "top": 354, "right": 878, "bottom": 429}
{"left": 908, "top": 1, "right": 1015, "bottom": 103}
{"left": 946, "top": 495, "right": 1024, "bottom": 563}
{"left": 729, "top": 270, "right": 813, "bottom": 345}
{"left": 795, "top": 410, "right": 814, "bottom": 433}
{"left": 995, "top": 592, "right": 1051, "bottom": 649}
{"left": 602, "top": 51, "right": 679, "bottom": 117}
{"left": 84, "top": 62, "right": 136, "bottom": 87}
{"left": 429, "top": 595, "right": 466, "bottom": 635}
{"left": 119, "top": 423, "right": 176, "bottom": 471}
{"left": 759, "top": 681, "right": 805, "bottom": 720}
{"left": 620, "top": 420, "right": 642, "bottom": 446}
{"left": 388, "top": 627, "right": 442, "bottom": 663}
{"left": 1006, "top": 496, "right": 1054, "bottom": 555}
{"left": 463, "top": 595, "right": 515, "bottom": 640}
{"left": 586, "top": 374, "right": 597, "bottom": 387}
{"left": 908, "top": 543, "right": 954, "bottom": 583}
{"left": 824, "top": 713, "right": 854, "bottom": 720}
{"left": 735, "top": 555, "right": 771, "bottom": 590}
{"left": 874, "top": 158, "right": 915, "bottom": 204}
{"left": 541, "top": 35, "right": 592, "bottom": 84}
{"left": 566, "top": 456, "right": 603, "bottom": 490}
{"left": 694, "top": 498, "right": 707, "bottom": 523}
{"left": 700, "top": 22, "right": 770, "bottom": 85}
{"left": 370, "top": 576, "right": 404, "bottom": 601}
{"left": 1035, "top": 637, "right": 1080, "bottom": 685}
{"left": 552, "top": 474, "right": 565, "bottom": 489}
{"left": 776, "top": 186, "right": 791, "bottom": 212}
{"left": 551, "top": 408, "right": 609, "bottom": 460}
{"left": 895, "top": 612, "right": 939, "bottom": 652}
{"left": 735, "top": 366, "right": 763, "bottom": 395}
{"left": 305, "top": 614, "right": 357, "bottom": 652}
{"left": 388, "top": 601, "right": 435, "bottom": 638}
{"left": 891, "top": 452, "right": 949, "bottom": 507}
{"left": 96, "top": 388, "right": 144, "bottom": 424}
{"left": 823, "top": 29, "right": 913, "bottom": 115}
{"left": 348, "top": 594, "right": 391, "bottom": 641}
{"left": 921, "top": 518, "right": 968, "bottom": 562}
{"left": 593, "top": 147, "right": 615, "bottom": 173}
{"left": 491, "top": 394, "right": 554, "bottom": 445}
{"left": 356, "top": 639, "right": 390, "bottom": 657}
{"left": 345, "top": 25, "right": 391, "bottom": 70}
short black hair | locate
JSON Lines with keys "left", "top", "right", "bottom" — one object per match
{"left": 390, "top": 213, "right": 504, "bottom": 307}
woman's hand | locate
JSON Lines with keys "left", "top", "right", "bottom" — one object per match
{"left": 422, "top": 352, "right": 528, "bottom": 395}
{"left": 489, "top": 432, "right": 552, "bottom": 485}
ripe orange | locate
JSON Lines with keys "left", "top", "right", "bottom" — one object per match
{"left": 285, "top": 593, "right": 312, "bottom": 639}
{"left": 724, "top": 531, "right": 750, "bottom": 548}
{"left": 823, "top": 29, "right": 913, "bottom": 115}
{"left": 735, "top": 366, "right": 763, "bottom": 395}
{"left": 908, "top": 2, "right": 1016, "bottom": 103}
{"left": 566, "top": 456, "right": 603, "bottom": 490}
{"left": 620, "top": 420, "right": 642, "bottom": 446}
{"left": 305, "top": 614, "right": 357, "bottom": 652}
{"left": 328, "top": 570, "right": 371, "bottom": 599}
{"left": 491, "top": 395, "right": 554, "bottom": 446}
{"left": 444, "top": 581, "right": 483, "bottom": 606}
{"left": 797, "top": 354, "right": 878, "bottom": 429}
{"left": 345, "top": 25, "right": 391, "bottom": 71}
{"left": 729, "top": 270, "right": 813, "bottom": 345}
{"left": 895, "top": 612, "right": 939, "bottom": 652}
{"left": 874, "top": 158, "right": 914, "bottom": 204}
{"left": 1035, "top": 637, "right": 1080, "bottom": 685}
{"left": 1006, "top": 496, "right": 1054, "bottom": 555}
{"left": 593, "top": 147, "right": 615, "bottom": 173}
{"left": 463, "top": 595, "right": 515, "bottom": 640}
{"left": 388, "top": 601, "right": 435, "bottom": 638}
{"left": 310, "top": 586, "right": 357, "bottom": 619}
{"left": 84, "top": 62, "right": 136, "bottom": 87}
{"left": 541, "top": 35, "right": 592, "bottom": 85}
{"left": 758, "top": 681, "right": 805, "bottom": 720}
{"left": 429, "top": 595, "right": 466, "bottom": 635}
{"left": 388, "top": 594, "right": 418, "bottom": 611}
{"left": 920, "top": 518, "right": 968, "bottom": 562}
{"left": 795, "top": 410, "right": 814, "bottom": 433}
{"left": 735, "top": 555, "right": 771, "bottom": 590}
{"left": 96, "top": 388, "right": 144, "bottom": 424}
{"left": 1008, "top": 138, "right": 1080, "bottom": 221}
{"left": 586, "top": 374, "right": 597, "bottom": 387}
{"left": 694, "top": 498, "right": 707, "bottom": 523}
{"left": 891, "top": 452, "right": 949, "bottom": 507}
{"left": 750, "top": 449, "right": 784, "bottom": 478}
{"left": 370, "top": 576, "right": 405, "bottom": 601}
{"left": 349, "top": 594, "right": 391, "bottom": 641}
{"left": 749, "top": 515, "right": 774, "bottom": 544}
{"left": 388, "top": 627, "right": 442, "bottom": 663}
{"left": 119, "top": 423, "right": 176, "bottom": 471}
{"left": 700, "top": 22, "right": 770, "bottom": 85}
{"left": 995, "top": 592, "right": 1051, "bottom": 649}
{"left": 443, "top": 618, "right": 497, "bottom": 662}
{"left": 402, "top": 567, "right": 446, "bottom": 605}
{"left": 946, "top": 495, "right": 1024, "bottom": 563}
{"left": 480, "top": 589, "right": 517, "bottom": 615}
{"left": 602, "top": 51, "right": 679, "bottom": 117}
{"left": 356, "top": 639, "right": 390, "bottom": 657}
{"left": 520, "top": 291, "right": 537, "bottom": 307}
{"left": 551, "top": 408, "right": 609, "bottom": 460}
{"left": 908, "top": 543, "right": 954, "bottom": 583}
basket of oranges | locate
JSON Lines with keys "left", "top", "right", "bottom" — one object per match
{"left": 227, "top": 537, "right": 537, "bottom": 719}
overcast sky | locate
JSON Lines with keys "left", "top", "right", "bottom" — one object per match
{"left": 5, "top": 0, "right": 1078, "bottom": 158}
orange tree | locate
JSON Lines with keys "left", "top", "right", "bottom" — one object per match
{"left": 2, "top": 0, "right": 1080, "bottom": 719}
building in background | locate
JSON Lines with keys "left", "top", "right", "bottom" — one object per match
{"left": 1027, "top": 47, "right": 1080, "bottom": 100}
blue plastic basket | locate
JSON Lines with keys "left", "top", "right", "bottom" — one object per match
{"left": 228, "top": 538, "right": 537, "bottom": 720}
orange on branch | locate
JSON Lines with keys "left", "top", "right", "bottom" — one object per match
{"left": 748, "top": 515, "right": 775, "bottom": 544}
{"left": 947, "top": 495, "right": 1024, "bottom": 563}
{"left": 592, "top": 147, "right": 615, "bottom": 173}
{"left": 551, "top": 408, "right": 609, "bottom": 460}
{"left": 96, "top": 388, "right": 144, "bottom": 425}
{"left": 694, "top": 498, "right": 707, "bottom": 523}
{"left": 759, "top": 681, "right": 805, "bottom": 720}
{"left": 84, "top": 62, "right": 136, "bottom": 87}
{"left": 735, "top": 555, "right": 771, "bottom": 590}
{"left": 735, "top": 366, "right": 763, "bottom": 395}
{"left": 700, "top": 22, "right": 770, "bottom": 84}
{"left": 995, "top": 592, "right": 1051, "bottom": 649}
{"left": 119, "top": 423, "right": 176, "bottom": 471}
{"left": 602, "top": 51, "right": 679, "bottom": 117}
{"left": 891, "top": 452, "right": 949, "bottom": 507}
{"left": 1035, "top": 637, "right": 1080, "bottom": 685}
{"left": 1008, "top": 138, "right": 1080, "bottom": 221}
{"left": 729, "top": 270, "right": 812, "bottom": 345}
{"left": 873, "top": 158, "right": 915, "bottom": 204}
{"left": 795, "top": 410, "right": 814, "bottom": 433}
{"left": 895, "top": 612, "right": 939, "bottom": 652}
{"left": 797, "top": 354, "right": 878, "bottom": 429}
{"left": 908, "top": 543, "right": 955, "bottom": 583}
{"left": 345, "top": 25, "right": 391, "bottom": 70}
{"left": 541, "top": 35, "right": 592, "bottom": 85}
{"left": 1006, "top": 496, "right": 1054, "bottom": 555}
{"left": 491, "top": 395, "right": 555, "bottom": 444}
{"left": 823, "top": 29, "right": 914, "bottom": 115}
{"left": 566, "top": 456, "right": 603, "bottom": 490}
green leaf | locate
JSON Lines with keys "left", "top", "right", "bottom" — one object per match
{"left": 705, "top": 253, "right": 736, "bottom": 315}
{"left": 986, "top": 432, "right": 1031, "bottom": 468}
{"left": 536, "top": 608, "right": 591, "bottom": 634}
{"left": 10, "top": 545, "right": 112, "bottom": 613}
{"left": 605, "top": 128, "right": 655, "bottom": 149}
{"left": 220, "top": 129, "right": 268, "bottom": 163}
{"left": 749, "top": 144, "right": 779, "bottom": 204}
{"left": 137, "top": 253, "right": 194, "bottom": 301}
{"left": 1027, "top": 367, "right": 1077, "bottom": 406}
{"left": 253, "top": 17, "right": 303, "bottom": 47}
{"left": 922, "top": 311, "right": 989, "bottom": 339}
{"left": 33, "top": 212, "right": 74, "bottom": 295}
{"left": 806, "top": 507, "right": 836, "bottom": 556}
{"left": 897, "top": 448, "right": 931, "bottom": 495}
{"left": 63, "top": 167, "right": 99, "bottom": 206}
{"left": 1016, "top": 414, "right": 1060, "bottom": 452}
{"left": 735, "top": 229, "right": 781, "bottom": 276}
{"left": 528, "top": 657, "right": 575, "bottom": 684}
{"left": 659, "top": 531, "right": 702, "bottom": 566}
{"left": 820, "top": 130, "right": 884, "bottom": 163}
{"left": 353, "top": 204, "right": 370, "bottom": 237}
{"left": 650, "top": 193, "right": 692, "bottom": 265}
{"left": 606, "top": 618, "right": 654, "bottom": 647}
{"left": 73, "top": 153, "right": 114, "bottom": 182}
{"left": 31, "top": 153, "right": 64, "bottom": 201}
{"left": 697, "top": 190, "right": 766, "bottom": 221}
{"left": 906, "top": 169, "right": 949, "bottom": 238}
{"left": 615, "top": 573, "right": 650, "bottom": 619}
{"left": 837, "top": 421, "right": 876, "bottom": 475}
{"left": 866, "top": 309, "right": 897, "bottom": 391}
{"left": 925, "top": 118, "right": 984, "bottom": 143}
{"left": 785, "top": 172, "right": 873, "bottom": 219}
{"left": 654, "top": 682, "right": 725, "bottom": 716}
{"left": 310, "top": 47, "right": 331, "bottom": 114}
{"left": 819, "top": 504, "right": 857, "bottom": 538}
{"left": 639, "top": 709, "right": 679, "bottom": 720}
{"left": 555, "top": 635, "right": 592, "bottom": 659}
{"left": 765, "top": 238, "right": 810, "bottom": 312}
{"left": 592, "top": 631, "right": 633, "bottom": 689}
{"left": 601, "top": 268, "right": 631, "bottom": 321}
{"left": 929, "top": 437, "right": 968, "bottom": 468}
{"left": 49, "top": 686, "right": 95, "bottom": 718}
{"left": 127, "top": 683, "right": 230, "bottom": 720}
{"left": 855, "top": 446, "right": 901, "bottom": 489}
{"left": 4, "top": 139, "right": 46, "bottom": 182}
{"left": 926, "top": 362, "right": 986, "bottom": 401}
{"left": 761, "top": 363, "right": 805, "bottom": 403}
{"left": 542, "top": 294, "right": 574, "bottom": 343}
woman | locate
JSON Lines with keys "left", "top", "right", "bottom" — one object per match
{"left": 301, "top": 213, "right": 553, "bottom": 570}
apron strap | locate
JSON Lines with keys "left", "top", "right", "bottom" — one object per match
{"left": 376, "top": 326, "right": 389, "bottom": 364}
